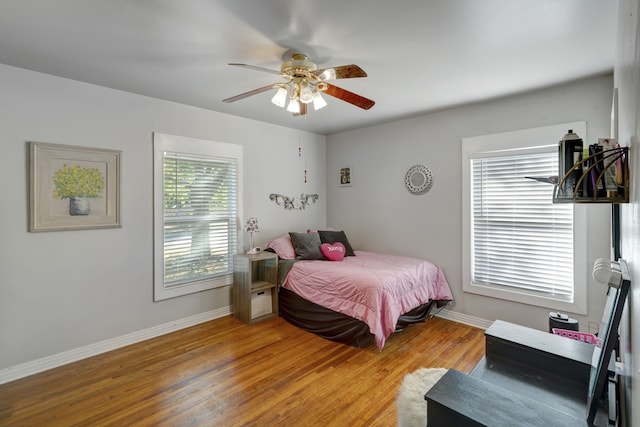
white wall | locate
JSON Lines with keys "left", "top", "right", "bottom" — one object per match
{"left": 326, "top": 74, "right": 614, "bottom": 332}
{"left": 615, "top": 0, "right": 640, "bottom": 423}
{"left": 0, "top": 64, "right": 326, "bottom": 370}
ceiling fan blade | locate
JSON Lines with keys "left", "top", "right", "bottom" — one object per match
{"left": 313, "top": 64, "right": 367, "bottom": 80}
{"left": 222, "top": 84, "right": 277, "bottom": 103}
{"left": 293, "top": 101, "right": 308, "bottom": 116}
{"left": 324, "top": 83, "right": 375, "bottom": 110}
{"left": 229, "top": 63, "right": 281, "bottom": 75}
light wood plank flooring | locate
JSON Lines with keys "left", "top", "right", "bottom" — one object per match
{"left": 0, "top": 315, "right": 485, "bottom": 426}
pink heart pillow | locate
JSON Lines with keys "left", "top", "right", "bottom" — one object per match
{"left": 320, "top": 242, "right": 346, "bottom": 261}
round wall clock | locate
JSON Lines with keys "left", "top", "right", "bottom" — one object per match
{"left": 405, "top": 164, "right": 433, "bottom": 195}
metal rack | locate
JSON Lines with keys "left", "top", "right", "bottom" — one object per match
{"left": 553, "top": 146, "right": 629, "bottom": 203}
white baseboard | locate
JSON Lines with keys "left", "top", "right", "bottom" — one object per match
{"left": 434, "top": 308, "right": 493, "bottom": 330}
{"left": 0, "top": 306, "right": 231, "bottom": 385}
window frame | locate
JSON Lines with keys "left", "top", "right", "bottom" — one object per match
{"left": 461, "top": 122, "right": 587, "bottom": 314}
{"left": 153, "top": 133, "right": 243, "bottom": 301}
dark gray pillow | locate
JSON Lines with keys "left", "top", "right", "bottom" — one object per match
{"left": 289, "top": 232, "right": 324, "bottom": 260}
{"left": 318, "top": 230, "right": 356, "bottom": 256}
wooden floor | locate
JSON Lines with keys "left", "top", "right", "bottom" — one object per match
{"left": 0, "top": 315, "right": 485, "bottom": 427}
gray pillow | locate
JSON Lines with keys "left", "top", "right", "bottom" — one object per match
{"left": 318, "top": 230, "right": 356, "bottom": 256}
{"left": 289, "top": 232, "right": 324, "bottom": 260}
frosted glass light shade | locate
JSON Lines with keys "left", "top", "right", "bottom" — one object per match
{"left": 286, "top": 99, "right": 300, "bottom": 113}
{"left": 271, "top": 87, "right": 287, "bottom": 107}
{"left": 317, "top": 69, "right": 336, "bottom": 81}
{"left": 299, "top": 82, "right": 314, "bottom": 104}
{"left": 312, "top": 92, "right": 327, "bottom": 110}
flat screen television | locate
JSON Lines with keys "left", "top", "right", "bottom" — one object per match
{"left": 586, "top": 259, "right": 630, "bottom": 425}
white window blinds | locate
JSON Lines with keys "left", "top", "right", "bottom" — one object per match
{"left": 471, "top": 151, "right": 574, "bottom": 300}
{"left": 153, "top": 132, "right": 243, "bottom": 301}
{"left": 162, "top": 153, "right": 238, "bottom": 287}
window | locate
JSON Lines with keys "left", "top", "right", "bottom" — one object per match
{"left": 462, "top": 122, "right": 587, "bottom": 314}
{"left": 153, "top": 133, "right": 243, "bottom": 301}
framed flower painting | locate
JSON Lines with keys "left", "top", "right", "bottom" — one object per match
{"left": 29, "top": 142, "right": 121, "bottom": 232}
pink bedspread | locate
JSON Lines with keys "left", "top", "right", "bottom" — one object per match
{"left": 282, "top": 251, "right": 453, "bottom": 350}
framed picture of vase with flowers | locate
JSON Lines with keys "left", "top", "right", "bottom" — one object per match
{"left": 29, "top": 142, "right": 121, "bottom": 232}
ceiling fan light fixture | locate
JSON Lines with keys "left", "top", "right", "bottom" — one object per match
{"left": 299, "top": 81, "right": 314, "bottom": 104}
{"left": 271, "top": 86, "right": 288, "bottom": 108}
{"left": 286, "top": 98, "right": 300, "bottom": 114}
{"left": 225, "top": 54, "right": 374, "bottom": 114}
{"left": 312, "top": 91, "right": 327, "bottom": 110}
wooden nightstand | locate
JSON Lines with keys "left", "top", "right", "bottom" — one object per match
{"left": 232, "top": 252, "right": 279, "bottom": 324}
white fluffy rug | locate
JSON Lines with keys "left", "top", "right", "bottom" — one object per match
{"left": 396, "top": 367, "right": 448, "bottom": 427}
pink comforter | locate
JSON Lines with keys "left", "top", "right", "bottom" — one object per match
{"left": 282, "top": 251, "right": 453, "bottom": 350}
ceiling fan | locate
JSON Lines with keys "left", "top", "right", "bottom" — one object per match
{"left": 222, "top": 53, "right": 375, "bottom": 116}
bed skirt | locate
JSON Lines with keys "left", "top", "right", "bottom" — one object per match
{"left": 278, "top": 287, "right": 438, "bottom": 348}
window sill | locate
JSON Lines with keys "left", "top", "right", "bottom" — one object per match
{"left": 463, "top": 282, "right": 587, "bottom": 316}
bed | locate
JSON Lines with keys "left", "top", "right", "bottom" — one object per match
{"left": 266, "top": 231, "right": 453, "bottom": 350}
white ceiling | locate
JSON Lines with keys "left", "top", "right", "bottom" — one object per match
{"left": 0, "top": 0, "right": 617, "bottom": 135}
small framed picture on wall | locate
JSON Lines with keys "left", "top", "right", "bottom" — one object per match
{"left": 339, "top": 167, "right": 352, "bottom": 187}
